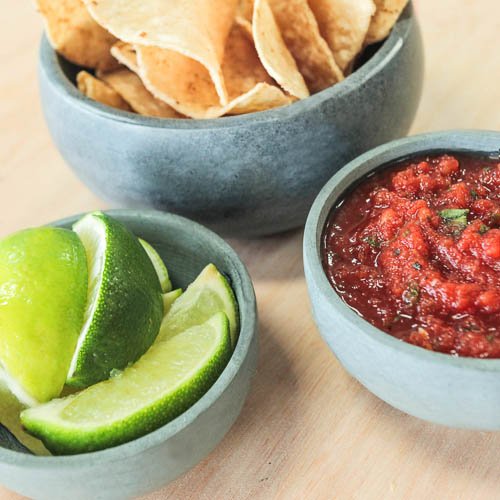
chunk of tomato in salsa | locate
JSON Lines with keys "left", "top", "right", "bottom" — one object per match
{"left": 322, "top": 154, "right": 500, "bottom": 358}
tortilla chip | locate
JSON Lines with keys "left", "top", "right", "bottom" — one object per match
{"left": 35, "top": 0, "right": 118, "bottom": 71}
{"left": 308, "top": 0, "right": 376, "bottom": 72}
{"left": 83, "top": 0, "right": 238, "bottom": 106}
{"left": 267, "top": 0, "right": 343, "bottom": 93}
{"left": 222, "top": 23, "right": 292, "bottom": 116}
{"left": 137, "top": 47, "right": 223, "bottom": 118}
{"left": 76, "top": 71, "right": 131, "bottom": 111}
{"left": 98, "top": 69, "right": 183, "bottom": 118}
{"left": 224, "top": 24, "right": 275, "bottom": 96}
{"left": 225, "top": 83, "right": 292, "bottom": 115}
{"left": 107, "top": 44, "right": 183, "bottom": 117}
{"left": 110, "top": 41, "right": 139, "bottom": 73}
{"left": 137, "top": 23, "right": 291, "bottom": 118}
{"left": 253, "top": 0, "right": 309, "bottom": 99}
{"left": 365, "top": 0, "right": 408, "bottom": 44}
{"left": 222, "top": 25, "right": 292, "bottom": 112}
{"left": 342, "top": 60, "right": 355, "bottom": 77}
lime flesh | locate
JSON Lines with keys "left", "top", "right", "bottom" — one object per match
{"left": 139, "top": 239, "right": 172, "bottom": 293}
{"left": 158, "top": 264, "right": 239, "bottom": 347}
{"left": 163, "top": 288, "right": 182, "bottom": 315}
{"left": 21, "top": 313, "right": 231, "bottom": 455}
{"left": 0, "top": 228, "right": 87, "bottom": 405}
{"left": 67, "top": 212, "right": 163, "bottom": 388}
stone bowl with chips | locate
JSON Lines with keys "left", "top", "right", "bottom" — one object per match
{"left": 38, "top": 0, "right": 423, "bottom": 237}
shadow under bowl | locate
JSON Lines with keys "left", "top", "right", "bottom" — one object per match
{"left": 303, "top": 130, "right": 500, "bottom": 430}
{"left": 0, "top": 209, "right": 258, "bottom": 500}
{"left": 38, "top": 3, "right": 423, "bottom": 238}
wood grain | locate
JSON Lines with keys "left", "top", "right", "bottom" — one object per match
{"left": 0, "top": 0, "right": 499, "bottom": 498}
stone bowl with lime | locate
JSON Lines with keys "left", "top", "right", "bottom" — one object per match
{"left": 0, "top": 210, "right": 258, "bottom": 499}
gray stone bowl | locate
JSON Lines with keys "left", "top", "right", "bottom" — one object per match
{"left": 0, "top": 210, "right": 258, "bottom": 499}
{"left": 38, "top": 3, "right": 423, "bottom": 237}
{"left": 303, "top": 130, "right": 500, "bottom": 430}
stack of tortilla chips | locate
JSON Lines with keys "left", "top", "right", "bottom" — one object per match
{"left": 36, "top": 0, "right": 408, "bottom": 119}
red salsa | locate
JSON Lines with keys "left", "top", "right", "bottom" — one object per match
{"left": 322, "top": 154, "right": 500, "bottom": 358}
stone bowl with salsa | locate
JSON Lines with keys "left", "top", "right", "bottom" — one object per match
{"left": 304, "top": 130, "right": 500, "bottom": 430}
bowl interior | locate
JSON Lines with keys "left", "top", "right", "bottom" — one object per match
{"left": 57, "top": 38, "right": 385, "bottom": 90}
{"left": 0, "top": 209, "right": 256, "bottom": 459}
{"left": 55, "top": 36, "right": 385, "bottom": 120}
{"left": 305, "top": 130, "right": 500, "bottom": 368}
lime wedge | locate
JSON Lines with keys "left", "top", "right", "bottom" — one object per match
{"left": 0, "top": 228, "right": 87, "bottom": 405}
{"left": 21, "top": 313, "right": 231, "bottom": 455}
{"left": 163, "top": 288, "right": 182, "bottom": 315}
{"left": 0, "top": 379, "right": 50, "bottom": 455}
{"left": 158, "top": 264, "right": 239, "bottom": 347}
{"left": 68, "top": 212, "right": 163, "bottom": 388}
{"left": 139, "top": 239, "right": 172, "bottom": 292}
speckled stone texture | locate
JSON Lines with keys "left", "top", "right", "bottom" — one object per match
{"left": 38, "top": 4, "right": 423, "bottom": 237}
{"left": 0, "top": 210, "right": 258, "bottom": 500}
{"left": 303, "top": 131, "right": 500, "bottom": 430}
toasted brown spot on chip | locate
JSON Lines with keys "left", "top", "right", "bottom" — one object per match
{"left": 309, "top": 0, "right": 376, "bottom": 72}
{"left": 366, "top": 0, "right": 408, "bottom": 44}
{"left": 268, "top": 0, "right": 343, "bottom": 93}
{"left": 98, "top": 69, "right": 183, "bottom": 118}
{"left": 36, "top": 0, "right": 118, "bottom": 71}
{"left": 253, "top": 0, "right": 309, "bottom": 99}
{"left": 76, "top": 70, "right": 131, "bottom": 110}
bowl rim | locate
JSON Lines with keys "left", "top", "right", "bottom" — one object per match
{"left": 38, "top": 3, "right": 415, "bottom": 129}
{"left": 0, "top": 209, "right": 258, "bottom": 466}
{"left": 303, "top": 129, "right": 500, "bottom": 371}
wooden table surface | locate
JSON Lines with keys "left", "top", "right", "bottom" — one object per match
{"left": 1, "top": 1, "right": 499, "bottom": 499}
